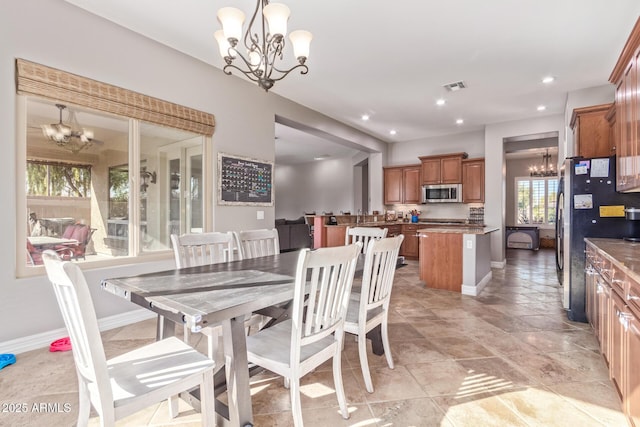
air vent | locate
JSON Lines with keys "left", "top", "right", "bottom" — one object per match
{"left": 443, "top": 81, "right": 467, "bottom": 92}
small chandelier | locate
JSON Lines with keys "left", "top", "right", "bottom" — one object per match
{"left": 529, "top": 149, "right": 556, "bottom": 177}
{"left": 214, "top": 0, "right": 312, "bottom": 91}
{"left": 41, "top": 104, "right": 94, "bottom": 154}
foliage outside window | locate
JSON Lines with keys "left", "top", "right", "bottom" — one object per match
{"left": 27, "top": 160, "right": 91, "bottom": 197}
{"left": 516, "top": 176, "right": 558, "bottom": 226}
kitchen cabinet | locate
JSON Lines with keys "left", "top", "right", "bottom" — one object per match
{"left": 585, "top": 238, "right": 640, "bottom": 425}
{"left": 419, "top": 153, "right": 467, "bottom": 185}
{"left": 383, "top": 165, "right": 421, "bottom": 205}
{"left": 570, "top": 103, "right": 614, "bottom": 158}
{"left": 400, "top": 223, "right": 419, "bottom": 259}
{"left": 609, "top": 18, "right": 640, "bottom": 191}
{"left": 325, "top": 225, "right": 347, "bottom": 247}
{"left": 462, "top": 158, "right": 484, "bottom": 203}
{"left": 419, "top": 232, "right": 462, "bottom": 292}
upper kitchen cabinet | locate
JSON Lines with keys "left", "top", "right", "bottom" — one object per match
{"left": 462, "top": 158, "right": 485, "bottom": 203}
{"left": 570, "top": 103, "right": 615, "bottom": 159}
{"left": 419, "top": 152, "right": 467, "bottom": 185}
{"left": 383, "top": 164, "right": 421, "bottom": 205}
{"left": 609, "top": 17, "right": 640, "bottom": 192}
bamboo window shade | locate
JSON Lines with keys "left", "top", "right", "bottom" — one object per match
{"left": 15, "top": 58, "right": 215, "bottom": 136}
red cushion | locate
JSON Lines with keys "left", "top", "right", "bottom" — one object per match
{"left": 61, "top": 225, "right": 76, "bottom": 239}
{"left": 70, "top": 225, "right": 89, "bottom": 243}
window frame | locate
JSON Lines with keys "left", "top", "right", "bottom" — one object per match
{"left": 514, "top": 175, "right": 558, "bottom": 229}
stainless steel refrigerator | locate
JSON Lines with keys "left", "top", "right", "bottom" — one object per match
{"left": 556, "top": 155, "right": 640, "bottom": 322}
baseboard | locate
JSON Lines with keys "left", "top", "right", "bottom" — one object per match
{"left": 461, "top": 271, "right": 493, "bottom": 296}
{"left": 491, "top": 259, "right": 506, "bottom": 269}
{"left": 0, "top": 309, "right": 156, "bottom": 355}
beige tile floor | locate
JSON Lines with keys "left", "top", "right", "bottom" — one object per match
{"left": 0, "top": 249, "right": 627, "bottom": 426}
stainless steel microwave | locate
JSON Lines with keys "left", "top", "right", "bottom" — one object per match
{"left": 422, "top": 184, "right": 462, "bottom": 203}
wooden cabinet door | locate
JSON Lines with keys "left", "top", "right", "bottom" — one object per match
{"left": 610, "top": 289, "right": 626, "bottom": 399}
{"left": 575, "top": 110, "right": 612, "bottom": 158}
{"left": 586, "top": 266, "right": 598, "bottom": 332}
{"left": 421, "top": 158, "right": 441, "bottom": 184}
{"left": 400, "top": 224, "right": 419, "bottom": 259}
{"left": 419, "top": 232, "right": 462, "bottom": 292}
{"left": 441, "top": 156, "right": 463, "bottom": 183}
{"left": 462, "top": 159, "right": 485, "bottom": 203}
{"left": 402, "top": 166, "right": 422, "bottom": 204}
{"left": 326, "top": 226, "right": 347, "bottom": 247}
{"left": 597, "top": 280, "right": 611, "bottom": 365}
{"left": 383, "top": 167, "right": 403, "bottom": 204}
{"left": 626, "top": 313, "right": 640, "bottom": 426}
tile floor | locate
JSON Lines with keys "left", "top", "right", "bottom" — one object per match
{"left": 0, "top": 249, "right": 627, "bottom": 426}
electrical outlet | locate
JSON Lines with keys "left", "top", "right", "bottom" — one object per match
{"left": 466, "top": 240, "right": 473, "bottom": 249}
{"left": 257, "top": 210, "right": 264, "bottom": 220}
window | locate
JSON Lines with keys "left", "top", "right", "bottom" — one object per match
{"left": 516, "top": 176, "right": 558, "bottom": 226}
{"left": 23, "top": 97, "right": 205, "bottom": 269}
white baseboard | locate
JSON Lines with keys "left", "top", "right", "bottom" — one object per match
{"left": 0, "top": 309, "right": 156, "bottom": 355}
{"left": 461, "top": 271, "right": 493, "bottom": 296}
{"left": 491, "top": 259, "right": 506, "bottom": 269}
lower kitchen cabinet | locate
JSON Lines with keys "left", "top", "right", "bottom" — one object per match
{"left": 419, "top": 232, "right": 462, "bottom": 292}
{"left": 400, "top": 224, "right": 419, "bottom": 259}
{"left": 586, "top": 238, "right": 640, "bottom": 425}
{"left": 325, "top": 225, "right": 347, "bottom": 247}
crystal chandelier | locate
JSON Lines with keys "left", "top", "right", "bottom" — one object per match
{"left": 41, "top": 104, "right": 94, "bottom": 154}
{"left": 214, "top": 0, "right": 312, "bottom": 91}
{"left": 529, "top": 149, "right": 556, "bottom": 177}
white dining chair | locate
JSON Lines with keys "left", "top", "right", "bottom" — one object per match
{"left": 41, "top": 250, "right": 216, "bottom": 427}
{"left": 345, "top": 226, "right": 388, "bottom": 253}
{"left": 344, "top": 234, "right": 404, "bottom": 393}
{"left": 245, "top": 242, "right": 362, "bottom": 427}
{"left": 235, "top": 228, "right": 280, "bottom": 259}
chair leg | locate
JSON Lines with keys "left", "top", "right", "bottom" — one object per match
{"left": 200, "top": 370, "right": 216, "bottom": 427}
{"left": 332, "top": 343, "right": 349, "bottom": 419}
{"left": 168, "top": 396, "right": 179, "bottom": 419}
{"left": 381, "top": 318, "right": 394, "bottom": 369}
{"left": 76, "top": 377, "right": 90, "bottom": 427}
{"left": 357, "top": 330, "right": 374, "bottom": 393}
{"left": 289, "top": 377, "right": 303, "bottom": 427}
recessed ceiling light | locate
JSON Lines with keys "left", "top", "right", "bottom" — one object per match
{"left": 436, "top": 99, "right": 446, "bottom": 106}
{"left": 542, "top": 76, "right": 555, "bottom": 84}
{"left": 361, "top": 114, "right": 370, "bottom": 121}
{"left": 537, "top": 105, "right": 546, "bottom": 111}
{"left": 456, "top": 119, "right": 464, "bottom": 125}
{"left": 389, "top": 130, "right": 397, "bottom": 135}
{"left": 314, "top": 154, "right": 330, "bottom": 161}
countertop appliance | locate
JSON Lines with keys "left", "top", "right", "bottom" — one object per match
{"left": 422, "top": 183, "right": 462, "bottom": 203}
{"left": 556, "top": 155, "right": 640, "bottom": 322}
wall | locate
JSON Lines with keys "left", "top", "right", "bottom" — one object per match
{"left": 505, "top": 157, "right": 557, "bottom": 239}
{"left": 386, "top": 130, "right": 485, "bottom": 219}
{"left": 275, "top": 157, "right": 355, "bottom": 219}
{"left": 0, "top": 0, "right": 386, "bottom": 349}
{"left": 485, "top": 115, "right": 565, "bottom": 264}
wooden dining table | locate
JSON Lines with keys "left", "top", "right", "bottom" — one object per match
{"left": 100, "top": 249, "right": 395, "bottom": 427}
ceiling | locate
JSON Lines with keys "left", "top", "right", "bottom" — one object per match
{"left": 64, "top": 0, "right": 640, "bottom": 163}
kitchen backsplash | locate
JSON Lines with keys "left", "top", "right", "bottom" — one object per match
{"left": 387, "top": 203, "right": 483, "bottom": 220}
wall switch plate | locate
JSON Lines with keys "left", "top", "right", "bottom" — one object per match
{"left": 257, "top": 210, "right": 264, "bottom": 220}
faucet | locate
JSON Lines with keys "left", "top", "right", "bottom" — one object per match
{"left": 356, "top": 209, "right": 362, "bottom": 224}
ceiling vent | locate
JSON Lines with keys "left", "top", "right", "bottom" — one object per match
{"left": 443, "top": 81, "right": 467, "bottom": 92}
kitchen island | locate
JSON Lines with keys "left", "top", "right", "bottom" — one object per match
{"left": 418, "top": 226, "right": 498, "bottom": 295}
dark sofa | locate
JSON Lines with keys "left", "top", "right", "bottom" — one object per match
{"left": 275, "top": 217, "right": 312, "bottom": 252}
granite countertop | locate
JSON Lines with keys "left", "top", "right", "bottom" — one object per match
{"left": 585, "top": 238, "right": 640, "bottom": 283}
{"left": 417, "top": 226, "right": 499, "bottom": 235}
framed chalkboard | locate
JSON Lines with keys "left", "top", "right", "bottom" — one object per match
{"left": 217, "top": 152, "right": 274, "bottom": 206}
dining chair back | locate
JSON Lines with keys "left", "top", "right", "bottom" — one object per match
{"left": 246, "top": 242, "right": 362, "bottom": 426}
{"left": 171, "top": 231, "right": 238, "bottom": 268}
{"left": 345, "top": 226, "right": 388, "bottom": 253}
{"left": 41, "top": 250, "right": 216, "bottom": 427}
{"left": 344, "top": 234, "right": 404, "bottom": 393}
{"left": 236, "top": 228, "right": 280, "bottom": 259}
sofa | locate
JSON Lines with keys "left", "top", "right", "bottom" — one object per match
{"left": 275, "top": 217, "right": 312, "bottom": 252}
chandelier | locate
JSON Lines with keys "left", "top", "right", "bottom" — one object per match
{"left": 214, "top": 0, "right": 312, "bottom": 91}
{"left": 41, "top": 104, "right": 94, "bottom": 154}
{"left": 529, "top": 149, "right": 556, "bottom": 177}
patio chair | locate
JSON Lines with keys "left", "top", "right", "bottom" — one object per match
{"left": 41, "top": 250, "right": 216, "bottom": 427}
{"left": 27, "top": 240, "right": 72, "bottom": 265}
{"left": 344, "top": 235, "right": 404, "bottom": 393}
{"left": 56, "top": 224, "right": 96, "bottom": 260}
{"left": 245, "top": 242, "right": 362, "bottom": 426}
{"left": 235, "top": 228, "right": 280, "bottom": 259}
{"left": 345, "top": 226, "right": 388, "bottom": 254}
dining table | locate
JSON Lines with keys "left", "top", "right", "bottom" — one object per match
{"left": 100, "top": 249, "right": 398, "bottom": 427}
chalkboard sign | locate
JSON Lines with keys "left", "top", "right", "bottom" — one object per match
{"left": 218, "top": 153, "right": 273, "bottom": 206}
